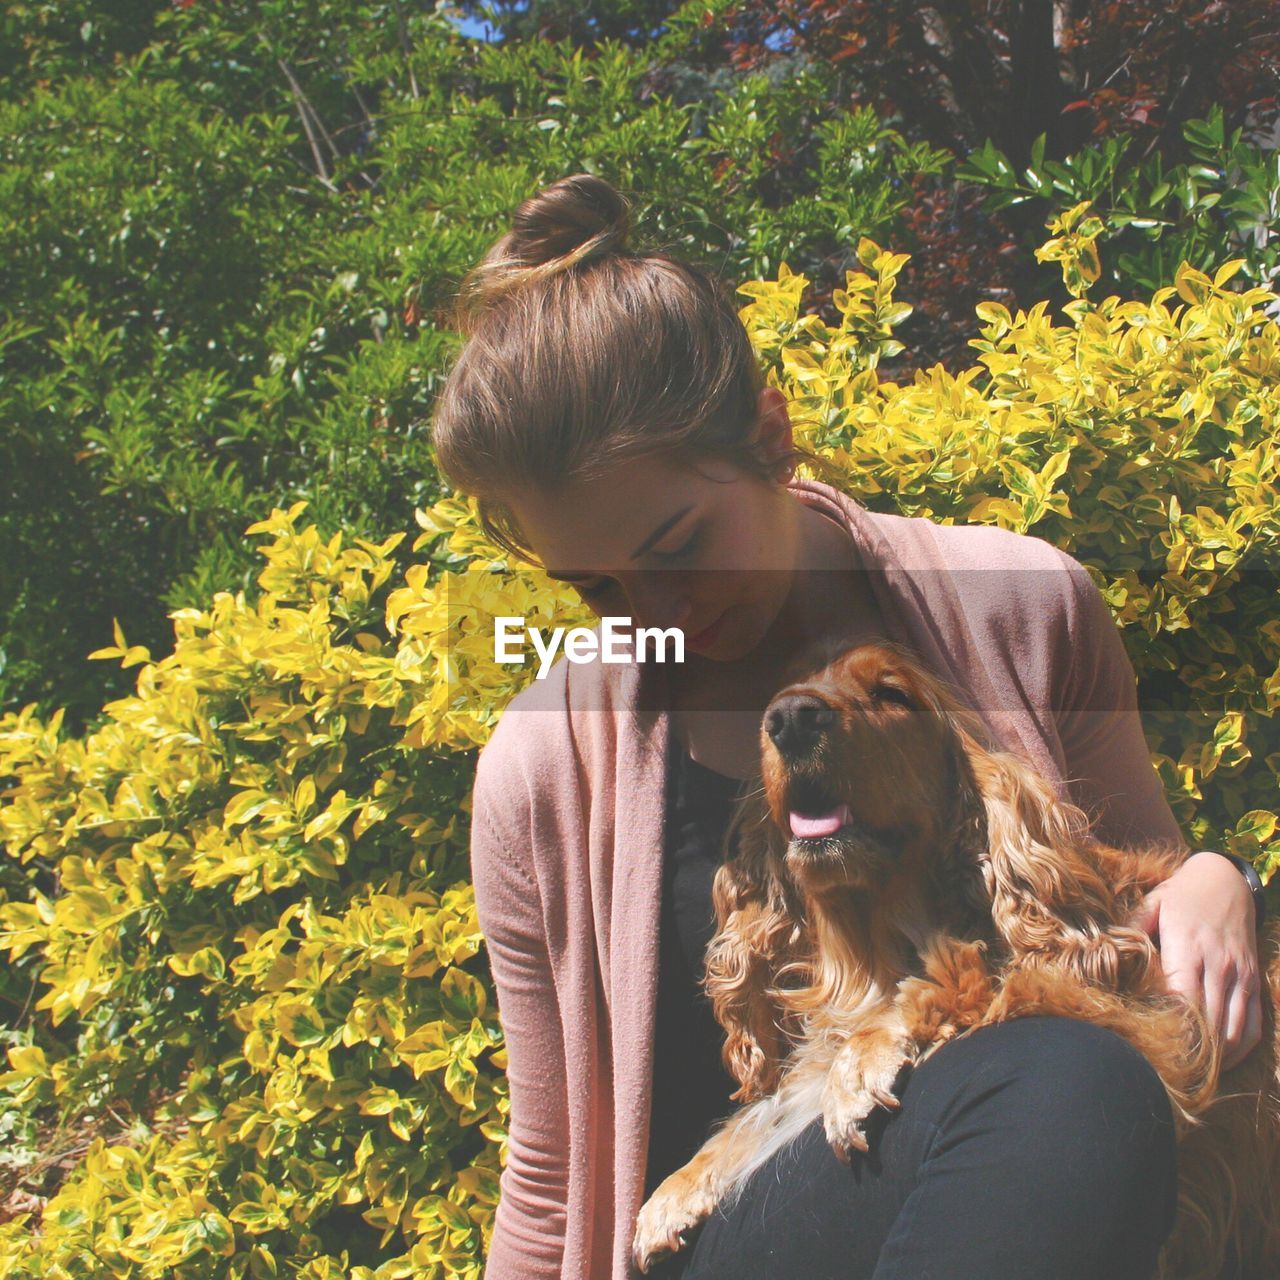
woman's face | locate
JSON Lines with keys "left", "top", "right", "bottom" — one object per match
{"left": 502, "top": 450, "right": 801, "bottom": 664}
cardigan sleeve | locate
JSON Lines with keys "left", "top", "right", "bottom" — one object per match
{"left": 470, "top": 750, "right": 570, "bottom": 1279}
{"left": 1050, "top": 552, "right": 1189, "bottom": 854}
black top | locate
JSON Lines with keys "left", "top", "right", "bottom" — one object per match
{"left": 643, "top": 734, "right": 749, "bottom": 1201}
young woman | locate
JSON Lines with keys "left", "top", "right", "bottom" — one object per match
{"left": 430, "top": 174, "right": 1263, "bottom": 1280}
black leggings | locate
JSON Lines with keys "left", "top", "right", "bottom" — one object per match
{"left": 667, "top": 1017, "right": 1178, "bottom": 1280}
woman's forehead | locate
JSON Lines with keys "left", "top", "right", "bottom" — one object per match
{"left": 507, "top": 455, "right": 746, "bottom": 571}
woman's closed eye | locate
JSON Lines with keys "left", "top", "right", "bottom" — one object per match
{"left": 575, "top": 529, "right": 704, "bottom": 599}
{"left": 653, "top": 528, "right": 703, "bottom": 565}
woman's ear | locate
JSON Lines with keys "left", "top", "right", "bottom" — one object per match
{"left": 753, "top": 386, "right": 795, "bottom": 482}
{"left": 704, "top": 789, "right": 808, "bottom": 1101}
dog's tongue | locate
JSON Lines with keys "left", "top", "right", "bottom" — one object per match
{"left": 789, "top": 803, "right": 851, "bottom": 839}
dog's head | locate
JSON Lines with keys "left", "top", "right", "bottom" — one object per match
{"left": 757, "top": 640, "right": 987, "bottom": 898}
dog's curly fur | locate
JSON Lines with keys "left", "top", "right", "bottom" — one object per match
{"left": 633, "top": 640, "right": 1280, "bottom": 1279}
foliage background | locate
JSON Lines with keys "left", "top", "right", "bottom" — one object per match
{"left": 0, "top": 0, "right": 1277, "bottom": 1274}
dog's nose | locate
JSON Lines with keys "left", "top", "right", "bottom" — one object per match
{"left": 765, "top": 694, "right": 834, "bottom": 755}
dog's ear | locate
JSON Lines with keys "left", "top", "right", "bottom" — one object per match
{"left": 704, "top": 789, "right": 809, "bottom": 1102}
{"left": 947, "top": 720, "right": 1156, "bottom": 991}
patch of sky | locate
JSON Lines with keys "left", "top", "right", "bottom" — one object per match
{"left": 440, "top": 3, "right": 793, "bottom": 49}
{"left": 440, "top": 2, "right": 513, "bottom": 43}
{"left": 441, "top": 4, "right": 796, "bottom": 50}
{"left": 447, "top": 12, "right": 501, "bottom": 41}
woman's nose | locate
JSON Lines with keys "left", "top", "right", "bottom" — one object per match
{"left": 618, "top": 571, "right": 693, "bottom": 633}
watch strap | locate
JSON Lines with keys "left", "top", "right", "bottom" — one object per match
{"left": 1213, "top": 850, "right": 1267, "bottom": 931}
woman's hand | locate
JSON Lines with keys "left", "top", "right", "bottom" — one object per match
{"left": 1133, "top": 850, "right": 1262, "bottom": 1070}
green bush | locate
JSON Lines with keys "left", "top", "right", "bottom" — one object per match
{"left": 959, "top": 105, "right": 1280, "bottom": 304}
{"left": 0, "top": 229, "right": 1275, "bottom": 1274}
{"left": 1, "top": 0, "right": 947, "bottom": 730}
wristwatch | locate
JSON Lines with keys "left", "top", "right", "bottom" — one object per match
{"left": 1212, "top": 851, "right": 1267, "bottom": 931}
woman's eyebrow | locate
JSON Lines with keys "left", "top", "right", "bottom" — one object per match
{"left": 545, "top": 504, "right": 695, "bottom": 580}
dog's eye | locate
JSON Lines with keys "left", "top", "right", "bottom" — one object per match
{"left": 871, "top": 682, "right": 913, "bottom": 709}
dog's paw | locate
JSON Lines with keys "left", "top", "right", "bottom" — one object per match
{"left": 822, "top": 1039, "right": 908, "bottom": 1163}
{"left": 632, "top": 1172, "right": 717, "bottom": 1274}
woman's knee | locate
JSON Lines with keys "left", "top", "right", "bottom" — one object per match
{"left": 920, "top": 1016, "right": 1178, "bottom": 1212}
{"left": 953, "top": 1016, "right": 1172, "bottom": 1132}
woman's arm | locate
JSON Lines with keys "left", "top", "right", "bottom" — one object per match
{"left": 1053, "top": 557, "right": 1261, "bottom": 1068}
{"left": 470, "top": 767, "right": 570, "bottom": 1278}
{"left": 1050, "top": 559, "right": 1183, "bottom": 853}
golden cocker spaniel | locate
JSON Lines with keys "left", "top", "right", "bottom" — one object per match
{"left": 633, "top": 640, "right": 1280, "bottom": 1280}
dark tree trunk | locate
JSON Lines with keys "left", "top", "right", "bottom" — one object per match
{"left": 1007, "top": 0, "right": 1066, "bottom": 167}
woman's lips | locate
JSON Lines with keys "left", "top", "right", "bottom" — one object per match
{"left": 685, "top": 613, "right": 725, "bottom": 650}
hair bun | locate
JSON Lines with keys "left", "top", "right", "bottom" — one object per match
{"left": 455, "top": 174, "right": 631, "bottom": 329}
{"left": 512, "top": 173, "right": 630, "bottom": 265}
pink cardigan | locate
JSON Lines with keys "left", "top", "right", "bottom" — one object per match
{"left": 469, "top": 477, "right": 1185, "bottom": 1279}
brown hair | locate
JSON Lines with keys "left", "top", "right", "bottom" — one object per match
{"left": 429, "top": 173, "right": 836, "bottom": 563}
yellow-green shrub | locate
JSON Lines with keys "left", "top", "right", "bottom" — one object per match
{"left": 752, "top": 220, "right": 1278, "bottom": 857}
{"left": 0, "top": 514, "right": 595, "bottom": 1277}
{"left": 0, "top": 218, "right": 1276, "bottom": 1276}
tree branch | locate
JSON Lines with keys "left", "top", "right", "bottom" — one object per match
{"left": 273, "top": 55, "right": 338, "bottom": 191}
{"left": 392, "top": 0, "right": 422, "bottom": 101}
